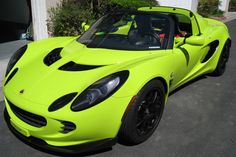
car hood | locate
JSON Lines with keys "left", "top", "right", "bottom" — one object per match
{"left": 60, "top": 40, "right": 157, "bottom": 65}
{"left": 4, "top": 38, "right": 167, "bottom": 107}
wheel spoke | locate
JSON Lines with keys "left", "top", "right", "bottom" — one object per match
{"left": 146, "top": 91, "right": 158, "bottom": 105}
{"left": 136, "top": 88, "right": 163, "bottom": 136}
{"left": 137, "top": 113, "right": 156, "bottom": 128}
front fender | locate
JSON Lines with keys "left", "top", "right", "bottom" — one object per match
{"left": 112, "top": 52, "right": 173, "bottom": 98}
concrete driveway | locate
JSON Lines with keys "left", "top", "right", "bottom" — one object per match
{"left": 0, "top": 20, "right": 236, "bottom": 157}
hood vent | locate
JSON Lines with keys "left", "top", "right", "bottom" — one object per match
{"left": 59, "top": 61, "right": 103, "bottom": 71}
{"left": 4, "top": 68, "right": 18, "bottom": 86}
{"left": 44, "top": 48, "right": 63, "bottom": 66}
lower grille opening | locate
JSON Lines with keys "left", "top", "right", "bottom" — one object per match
{"left": 7, "top": 99, "right": 47, "bottom": 128}
{"left": 60, "top": 121, "right": 76, "bottom": 134}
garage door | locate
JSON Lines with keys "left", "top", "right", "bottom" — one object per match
{"left": 0, "top": 0, "right": 31, "bottom": 43}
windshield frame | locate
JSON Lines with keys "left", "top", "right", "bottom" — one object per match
{"left": 77, "top": 10, "right": 175, "bottom": 51}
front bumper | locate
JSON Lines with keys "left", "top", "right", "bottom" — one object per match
{"left": 3, "top": 86, "right": 132, "bottom": 152}
{"left": 4, "top": 108, "right": 116, "bottom": 154}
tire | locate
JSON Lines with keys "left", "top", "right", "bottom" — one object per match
{"left": 118, "top": 80, "right": 165, "bottom": 145}
{"left": 211, "top": 40, "right": 231, "bottom": 76}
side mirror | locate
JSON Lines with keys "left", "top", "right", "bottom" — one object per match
{"left": 185, "top": 35, "right": 205, "bottom": 46}
{"left": 81, "top": 22, "right": 90, "bottom": 31}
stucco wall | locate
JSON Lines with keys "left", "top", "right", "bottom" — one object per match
{"left": 191, "top": 0, "right": 199, "bottom": 11}
{"left": 219, "top": 0, "right": 230, "bottom": 11}
{"left": 31, "top": 0, "right": 48, "bottom": 40}
{"left": 46, "top": 0, "right": 61, "bottom": 19}
{"left": 158, "top": 0, "right": 199, "bottom": 12}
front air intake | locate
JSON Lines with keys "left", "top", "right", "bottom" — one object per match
{"left": 7, "top": 99, "right": 47, "bottom": 128}
{"left": 60, "top": 121, "right": 76, "bottom": 134}
{"left": 44, "top": 48, "right": 63, "bottom": 66}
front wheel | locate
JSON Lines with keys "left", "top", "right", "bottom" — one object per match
{"left": 211, "top": 40, "right": 231, "bottom": 76}
{"left": 118, "top": 80, "right": 165, "bottom": 145}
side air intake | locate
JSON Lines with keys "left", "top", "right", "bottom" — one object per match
{"left": 201, "top": 40, "right": 219, "bottom": 63}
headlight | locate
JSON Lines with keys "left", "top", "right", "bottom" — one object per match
{"left": 5, "top": 45, "right": 27, "bottom": 76}
{"left": 71, "top": 71, "right": 129, "bottom": 111}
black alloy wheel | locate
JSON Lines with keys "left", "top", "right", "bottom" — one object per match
{"left": 119, "top": 79, "right": 165, "bottom": 145}
{"left": 136, "top": 89, "right": 163, "bottom": 136}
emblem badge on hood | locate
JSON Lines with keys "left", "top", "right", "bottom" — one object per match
{"left": 19, "top": 90, "right": 24, "bottom": 94}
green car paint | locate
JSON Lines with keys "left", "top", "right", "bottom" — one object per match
{"left": 3, "top": 6, "right": 231, "bottom": 151}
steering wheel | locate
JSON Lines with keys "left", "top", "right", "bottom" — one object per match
{"left": 128, "top": 30, "right": 162, "bottom": 47}
{"left": 142, "top": 32, "right": 161, "bottom": 46}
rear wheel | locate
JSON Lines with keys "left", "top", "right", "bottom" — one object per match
{"left": 211, "top": 40, "right": 231, "bottom": 76}
{"left": 118, "top": 80, "right": 165, "bottom": 145}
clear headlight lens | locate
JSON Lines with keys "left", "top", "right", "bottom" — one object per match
{"left": 71, "top": 71, "right": 129, "bottom": 111}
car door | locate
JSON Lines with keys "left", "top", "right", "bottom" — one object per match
{"left": 169, "top": 14, "right": 208, "bottom": 91}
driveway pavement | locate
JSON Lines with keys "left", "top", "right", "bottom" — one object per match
{"left": 223, "top": 12, "right": 236, "bottom": 23}
{"left": 0, "top": 20, "right": 236, "bottom": 157}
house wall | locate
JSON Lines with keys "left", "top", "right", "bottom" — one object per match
{"left": 158, "top": 0, "right": 199, "bottom": 12}
{"left": 158, "top": 0, "right": 230, "bottom": 12}
{"left": 31, "top": 0, "right": 48, "bottom": 40}
{"left": 191, "top": 0, "right": 199, "bottom": 11}
{"left": 219, "top": 0, "right": 230, "bottom": 11}
{"left": 46, "top": 0, "right": 61, "bottom": 19}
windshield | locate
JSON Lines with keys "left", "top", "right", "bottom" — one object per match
{"left": 77, "top": 11, "right": 171, "bottom": 50}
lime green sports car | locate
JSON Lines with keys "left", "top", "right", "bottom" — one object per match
{"left": 3, "top": 7, "right": 231, "bottom": 154}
